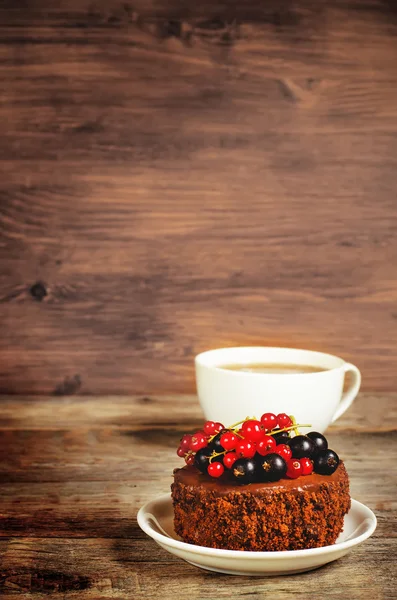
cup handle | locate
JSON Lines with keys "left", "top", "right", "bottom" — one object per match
{"left": 331, "top": 363, "right": 361, "bottom": 423}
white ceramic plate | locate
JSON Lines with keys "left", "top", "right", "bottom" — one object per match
{"left": 137, "top": 494, "right": 377, "bottom": 576}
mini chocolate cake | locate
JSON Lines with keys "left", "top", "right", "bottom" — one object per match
{"left": 172, "top": 462, "right": 350, "bottom": 551}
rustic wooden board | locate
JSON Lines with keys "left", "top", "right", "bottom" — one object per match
{"left": 0, "top": 538, "right": 395, "bottom": 600}
{"left": 1, "top": 0, "right": 397, "bottom": 395}
{"left": 0, "top": 392, "right": 396, "bottom": 430}
{"left": 0, "top": 393, "right": 395, "bottom": 599}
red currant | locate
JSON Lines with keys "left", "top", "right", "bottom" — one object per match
{"left": 220, "top": 431, "right": 238, "bottom": 450}
{"left": 260, "top": 412, "right": 277, "bottom": 432}
{"left": 180, "top": 434, "right": 192, "bottom": 451}
{"left": 241, "top": 419, "right": 264, "bottom": 442}
{"left": 300, "top": 457, "right": 314, "bottom": 476}
{"left": 196, "top": 429, "right": 209, "bottom": 438}
{"left": 176, "top": 445, "right": 186, "bottom": 458}
{"left": 190, "top": 432, "right": 208, "bottom": 452}
{"left": 274, "top": 444, "right": 292, "bottom": 461}
{"left": 208, "top": 461, "right": 224, "bottom": 478}
{"left": 214, "top": 422, "right": 224, "bottom": 434}
{"left": 277, "top": 413, "right": 293, "bottom": 429}
{"left": 256, "top": 435, "right": 276, "bottom": 456}
{"left": 235, "top": 439, "right": 256, "bottom": 459}
{"left": 185, "top": 453, "right": 195, "bottom": 466}
{"left": 286, "top": 459, "right": 302, "bottom": 479}
{"left": 204, "top": 421, "right": 217, "bottom": 435}
{"left": 223, "top": 452, "right": 238, "bottom": 469}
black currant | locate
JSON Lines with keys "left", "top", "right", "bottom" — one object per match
{"left": 307, "top": 431, "right": 328, "bottom": 456}
{"left": 272, "top": 430, "right": 290, "bottom": 444}
{"left": 193, "top": 448, "right": 212, "bottom": 473}
{"left": 231, "top": 458, "right": 258, "bottom": 484}
{"left": 257, "top": 453, "right": 287, "bottom": 482}
{"left": 208, "top": 429, "right": 228, "bottom": 453}
{"left": 314, "top": 449, "right": 340, "bottom": 475}
{"left": 287, "top": 435, "right": 315, "bottom": 459}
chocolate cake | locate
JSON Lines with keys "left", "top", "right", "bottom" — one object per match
{"left": 172, "top": 462, "right": 350, "bottom": 551}
{"left": 172, "top": 414, "right": 351, "bottom": 551}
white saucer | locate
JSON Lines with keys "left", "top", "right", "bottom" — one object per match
{"left": 137, "top": 494, "right": 377, "bottom": 576}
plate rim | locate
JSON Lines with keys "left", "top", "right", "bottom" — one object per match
{"left": 137, "top": 494, "right": 377, "bottom": 559}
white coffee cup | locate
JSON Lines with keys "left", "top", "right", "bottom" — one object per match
{"left": 195, "top": 347, "right": 361, "bottom": 433}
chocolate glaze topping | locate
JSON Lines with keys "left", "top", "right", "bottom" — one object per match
{"left": 173, "top": 462, "right": 346, "bottom": 496}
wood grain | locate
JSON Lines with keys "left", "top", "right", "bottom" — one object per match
{"left": 0, "top": 392, "right": 396, "bottom": 431}
{"left": 1, "top": 0, "right": 397, "bottom": 394}
{"left": 0, "top": 393, "right": 395, "bottom": 599}
{"left": 0, "top": 538, "right": 395, "bottom": 600}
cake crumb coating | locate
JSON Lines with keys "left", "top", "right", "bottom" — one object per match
{"left": 171, "top": 462, "right": 350, "bottom": 551}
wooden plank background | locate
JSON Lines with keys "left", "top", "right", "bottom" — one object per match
{"left": 1, "top": 0, "right": 397, "bottom": 395}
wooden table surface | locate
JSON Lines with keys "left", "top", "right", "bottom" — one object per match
{"left": 0, "top": 393, "right": 396, "bottom": 599}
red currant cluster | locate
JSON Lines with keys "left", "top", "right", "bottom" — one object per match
{"left": 177, "top": 413, "right": 339, "bottom": 484}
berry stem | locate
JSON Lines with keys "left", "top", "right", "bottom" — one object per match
{"left": 290, "top": 415, "right": 300, "bottom": 436}
{"left": 228, "top": 415, "right": 257, "bottom": 430}
{"left": 268, "top": 423, "right": 312, "bottom": 436}
{"left": 209, "top": 450, "right": 227, "bottom": 463}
